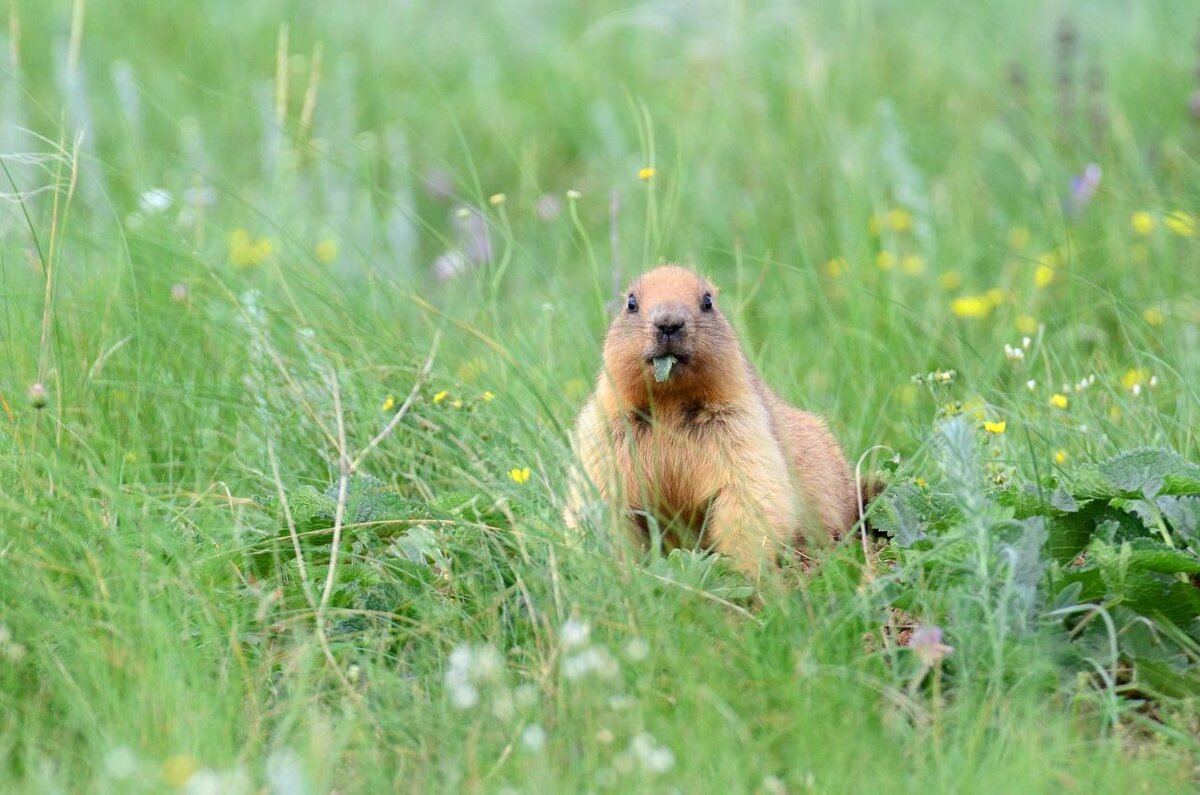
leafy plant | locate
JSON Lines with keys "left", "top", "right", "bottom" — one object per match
{"left": 871, "top": 420, "right": 1200, "bottom": 701}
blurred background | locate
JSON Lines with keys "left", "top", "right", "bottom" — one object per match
{"left": 3, "top": 1, "right": 1198, "bottom": 460}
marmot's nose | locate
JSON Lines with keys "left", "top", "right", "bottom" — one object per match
{"left": 655, "top": 319, "right": 686, "bottom": 339}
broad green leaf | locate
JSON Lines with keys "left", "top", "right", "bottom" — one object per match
{"left": 1077, "top": 447, "right": 1195, "bottom": 500}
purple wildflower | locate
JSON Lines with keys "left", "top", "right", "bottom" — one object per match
{"left": 1065, "top": 162, "right": 1101, "bottom": 216}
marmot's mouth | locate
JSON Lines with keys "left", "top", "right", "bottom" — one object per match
{"left": 643, "top": 353, "right": 690, "bottom": 366}
{"left": 644, "top": 353, "right": 690, "bottom": 384}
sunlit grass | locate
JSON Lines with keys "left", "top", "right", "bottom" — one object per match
{"left": 1, "top": 0, "right": 1199, "bottom": 792}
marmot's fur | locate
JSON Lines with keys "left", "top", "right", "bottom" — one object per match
{"left": 564, "top": 265, "right": 860, "bottom": 573}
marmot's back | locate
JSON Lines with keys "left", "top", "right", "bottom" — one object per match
{"left": 768, "top": 395, "right": 859, "bottom": 541}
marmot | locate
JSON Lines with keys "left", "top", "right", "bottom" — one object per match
{"left": 564, "top": 265, "right": 860, "bottom": 573}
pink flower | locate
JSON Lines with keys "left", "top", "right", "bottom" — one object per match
{"left": 909, "top": 625, "right": 954, "bottom": 665}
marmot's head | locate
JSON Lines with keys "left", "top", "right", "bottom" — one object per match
{"left": 602, "top": 265, "right": 743, "bottom": 404}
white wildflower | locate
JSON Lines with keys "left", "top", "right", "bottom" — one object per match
{"left": 265, "top": 748, "right": 308, "bottom": 795}
{"left": 138, "top": 188, "right": 173, "bottom": 214}
{"left": 444, "top": 643, "right": 505, "bottom": 710}
{"left": 104, "top": 746, "right": 137, "bottom": 780}
{"left": 450, "top": 683, "right": 480, "bottom": 710}
{"left": 514, "top": 683, "right": 540, "bottom": 708}
{"left": 624, "top": 637, "right": 651, "bottom": 662}
{"left": 562, "top": 647, "right": 619, "bottom": 680}
{"left": 560, "top": 618, "right": 591, "bottom": 649}
{"left": 491, "top": 690, "right": 515, "bottom": 721}
{"left": 473, "top": 645, "right": 504, "bottom": 681}
{"left": 183, "top": 769, "right": 224, "bottom": 795}
{"left": 761, "top": 775, "right": 787, "bottom": 795}
{"left": 933, "top": 369, "right": 956, "bottom": 384}
{"left": 630, "top": 733, "right": 675, "bottom": 774}
{"left": 521, "top": 724, "right": 547, "bottom": 752}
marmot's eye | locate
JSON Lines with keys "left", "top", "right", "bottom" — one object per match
{"left": 700, "top": 293, "right": 714, "bottom": 312}
{"left": 627, "top": 294, "right": 638, "bottom": 313}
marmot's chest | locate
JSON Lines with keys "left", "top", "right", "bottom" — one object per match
{"left": 611, "top": 401, "right": 747, "bottom": 519}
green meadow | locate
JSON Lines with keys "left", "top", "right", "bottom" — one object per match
{"left": 2, "top": 0, "right": 1199, "bottom": 791}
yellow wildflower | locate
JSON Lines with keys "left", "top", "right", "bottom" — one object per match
{"left": 823, "top": 257, "right": 848, "bottom": 278}
{"left": 315, "top": 238, "right": 338, "bottom": 263}
{"left": 1053, "top": 449, "right": 1068, "bottom": 465}
{"left": 508, "top": 467, "right": 531, "bottom": 485}
{"left": 1164, "top": 210, "right": 1196, "bottom": 237}
{"left": 481, "top": 391, "right": 495, "bottom": 402}
{"left": 1034, "top": 265, "right": 1055, "bottom": 288}
{"left": 1037, "top": 251, "right": 1060, "bottom": 269}
{"left": 457, "top": 357, "right": 487, "bottom": 383}
{"left": 1108, "top": 405, "right": 1122, "bottom": 423}
{"left": 433, "top": 390, "right": 449, "bottom": 403}
{"left": 1121, "top": 368, "right": 1149, "bottom": 391}
{"left": 162, "top": 755, "right": 200, "bottom": 788}
{"left": 914, "top": 477, "right": 927, "bottom": 488}
{"left": 984, "top": 288, "right": 1005, "bottom": 307}
{"left": 124, "top": 451, "right": 137, "bottom": 464}
{"left": 1049, "top": 393, "right": 1069, "bottom": 410}
{"left": 637, "top": 167, "right": 657, "bottom": 181}
{"left": 951, "top": 294, "right": 992, "bottom": 319}
{"left": 887, "top": 208, "right": 912, "bottom": 233}
{"left": 964, "top": 399, "right": 987, "bottom": 420}
{"left": 381, "top": 394, "right": 396, "bottom": 412}
{"left": 451, "top": 399, "right": 463, "bottom": 409}
{"left": 229, "top": 229, "right": 274, "bottom": 268}
{"left": 1130, "top": 211, "right": 1155, "bottom": 236}
{"left": 1008, "top": 227, "right": 1031, "bottom": 250}
{"left": 489, "top": 193, "right": 506, "bottom": 206}
{"left": 565, "top": 378, "right": 587, "bottom": 400}
{"left": 1142, "top": 308, "right": 1164, "bottom": 327}
{"left": 901, "top": 255, "right": 925, "bottom": 275}
{"left": 1016, "top": 315, "right": 1039, "bottom": 334}
{"left": 984, "top": 420, "right": 1007, "bottom": 434}
{"left": 938, "top": 271, "right": 961, "bottom": 290}
{"left": 876, "top": 251, "right": 896, "bottom": 271}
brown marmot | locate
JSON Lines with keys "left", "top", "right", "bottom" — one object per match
{"left": 563, "top": 265, "right": 860, "bottom": 574}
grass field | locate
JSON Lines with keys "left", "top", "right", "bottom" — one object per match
{"left": 2, "top": 0, "right": 1200, "bottom": 792}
